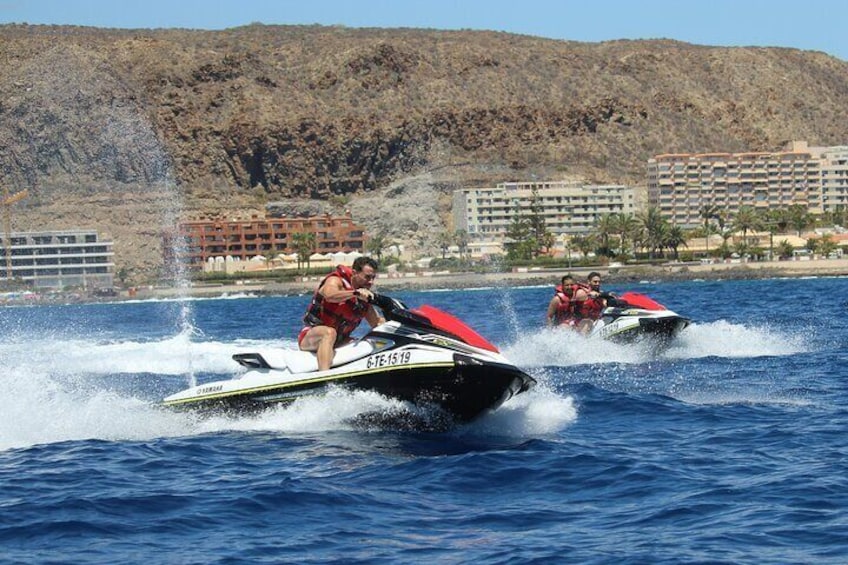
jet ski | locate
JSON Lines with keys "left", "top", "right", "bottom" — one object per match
{"left": 163, "top": 294, "right": 536, "bottom": 424}
{"left": 587, "top": 291, "right": 690, "bottom": 345}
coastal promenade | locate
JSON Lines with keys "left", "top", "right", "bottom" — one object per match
{"left": 130, "top": 256, "right": 848, "bottom": 300}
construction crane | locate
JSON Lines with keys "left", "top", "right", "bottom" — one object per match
{"left": 2, "top": 186, "right": 29, "bottom": 281}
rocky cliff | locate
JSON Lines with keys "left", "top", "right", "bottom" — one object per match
{"left": 2, "top": 24, "right": 847, "bottom": 282}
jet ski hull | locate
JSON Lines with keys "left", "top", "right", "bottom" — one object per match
{"left": 587, "top": 291, "right": 690, "bottom": 347}
{"left": 593, "top": 313, "right": 690, "bottom": 345}
{"left": 165, "top": 360, "right": 531, "bottom": 423}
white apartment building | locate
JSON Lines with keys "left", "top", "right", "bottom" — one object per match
{"left": 647, "top": 140, "right": 847, "bottom": 228}
{"left": 453, "top": 180, "right": 637, "bottom": 241}
{"left": 819, "top": 145, "right": 848, "bottom": 214}
{"left": 0, "top": 230, "right": 114, "bottom": 289}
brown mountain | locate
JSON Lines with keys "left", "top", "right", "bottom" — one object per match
{"left": 2, "top": 24, "right": 847, "bottom": 282}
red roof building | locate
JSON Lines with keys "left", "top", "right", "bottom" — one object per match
{"left": 165, "top": 213, "right": 367, "bottom": 270}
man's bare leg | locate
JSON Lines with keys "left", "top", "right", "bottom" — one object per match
{"left": 299, "top": 326, "right": 338, "bottom": 371}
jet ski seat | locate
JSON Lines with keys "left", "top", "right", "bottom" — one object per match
{"left": 233, "top": 341, "right": 376, "bottom": 374}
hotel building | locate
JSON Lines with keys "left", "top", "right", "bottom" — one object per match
{"left": 166, "top": 213, "right": 367, "bottom": 270}
{"left": 647, "top": 140, "right": 848, "bottom": 228}
{"left": 453, "top": 180, "right": 638, "bottom": 240}
{"left": 820, "top": 145, "right": 848, "bottom": 214}
{"left": 0, "top": 229, "right": 114, "bottom": 289}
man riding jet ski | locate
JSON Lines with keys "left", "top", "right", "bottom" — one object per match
{"left": 162, "top": 293, "right": 536, "bottom": 424}
{"left": 546, "top": 273, "right": 689, "bottom": 346}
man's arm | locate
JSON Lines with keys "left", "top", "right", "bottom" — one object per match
{"left": 572, "top": 288, "right": 589, "bottom": 303}
{"left": 320, "top": 277, "right": 371, "bottom": 303}
{"left": 546, "top": 296, "right": 559, "bottom": 326}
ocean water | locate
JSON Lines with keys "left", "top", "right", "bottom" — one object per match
{"left": 1, "top": 277, "right": 847, "bottom": 563}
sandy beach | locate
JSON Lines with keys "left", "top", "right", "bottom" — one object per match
{"left": 128, "top": 256, "right": 848, "bottom": 300}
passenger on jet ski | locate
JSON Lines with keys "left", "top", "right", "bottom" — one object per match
{"left": 572, "top": 271, "right": 609, "bottom": 334}
{"left": 546, "top": 274, "right": 578, "bottom": 327}
{"left": 299, "top": 257, "right": 386, "bottom": 371}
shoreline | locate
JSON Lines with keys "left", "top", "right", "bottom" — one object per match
{"left": 131, "top": 256, "right": 848, "bottom": 300}
{"left": 4, "top": 257, "right": 846, "bottom": 306}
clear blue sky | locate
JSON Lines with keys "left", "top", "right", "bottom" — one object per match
{"left": 1, "top": 0, "right": 846, "bottom": 61}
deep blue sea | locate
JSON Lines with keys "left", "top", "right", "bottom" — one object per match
{"left": 2, "top": 277, "right": 847, "bottom": 563}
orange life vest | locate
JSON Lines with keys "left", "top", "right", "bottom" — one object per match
{"left": 303, "top": 265, "right": 369, "bottom": 343}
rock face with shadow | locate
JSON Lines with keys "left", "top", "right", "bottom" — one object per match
{"left": 2, "top": 24, "right": 847, "bottom": 280}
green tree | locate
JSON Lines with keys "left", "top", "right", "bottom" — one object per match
{"left": 454, "top": 229, "right": 470, "bottom": 262}
{"left": 116, "top": 267, "right": 131, "bottom": 287}
{"left": 787, "top": 204, "right": 813, "bottom": 236}
{"left": 613, "top": 212, "right": 641, "bottom": 259}
{"left": 759, "top": 208, "right": 786, "bottom": 260}
{"left": 663, "top": 224, "right": 688, "bottom": 260}
{"left": 504, "top": 200, "right": 534, "bottom": 261}
{"left": 808, "top": 234, "right": 838, "bottom": 257}
{"left": 777, "top": 239, "right": 795, "bottom": 259}
{"left": 732, "top": 206, "right": 762, "bottom": 249}
{"left": 571, "top": 234, "right": 597, "bottom": 259}
{"left": 292, "top": 232, "right": 316, "bottom": 271}
{"left": 638, "top": 207, "right": 669, "bottom": 259}
{"left": 826, "top": 205, "right": 847, "bottom": 228}
{"left": 715, "top": 242, "right": 732, "bottom": 260}
{"left": 818, "top": 235, "right": 838, "bottom": 257}
{"left": 699, "top": 204, "right": 720, "bottom": 255}
{"left": 367, "top": 232, "right": 391, "bottom": 262}
{"left": 436, "top": 230, "right": 454, "bottom": 260}
{"left": 527, "top": 186, "right": 552, "bottom": 258}
{"left": 594, "top": 213, "right": 617, "bottom": 258}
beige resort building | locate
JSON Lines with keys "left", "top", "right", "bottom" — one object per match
{"left": 452, "top": 180, "right": 638, "bottom": 257}
{"left": 648, "top": 141, "right": 848, "bottom": 228}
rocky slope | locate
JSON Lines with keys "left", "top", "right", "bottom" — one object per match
{"left": 2, "top": 24, "right": 847, "bottom": 282}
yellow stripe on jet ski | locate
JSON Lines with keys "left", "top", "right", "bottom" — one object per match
{"left": 162, "top": 362, "right": 456, "bottom": 406}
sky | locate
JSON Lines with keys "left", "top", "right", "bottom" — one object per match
{"left": 0, "top": 0, "right": 846, "bottom": 62}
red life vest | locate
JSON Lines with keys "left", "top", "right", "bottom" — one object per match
{"left": 303, "top": 265, "right": 369, "bottom": 343}
{"left": 574, "top": 285, "right": 604, "bottom": 320}
{"left": 552, "top": 284, "right": 575, "bottom": 325}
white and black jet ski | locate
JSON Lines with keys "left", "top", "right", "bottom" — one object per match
{"left": 163, "top": 294, "right": 535, "bottom": 423}
{"left": 587, "top": 291, "right": 690, "bottom": 345}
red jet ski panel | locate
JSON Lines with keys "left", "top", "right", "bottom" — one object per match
{"left": 411, "top": 305, "right": 500, "bottom": 353}
{"left": 618, "top": 292, "right": 667, "bottom": 311}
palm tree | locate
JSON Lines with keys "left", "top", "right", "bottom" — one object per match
{"left": 454, "top": 229, "right": 470, "bottom": 262}
{"left": 714, "top": 210, "right": 733, "bottom": 254}
{"left": 613, "top": 212, "right": 640, "bottom": 259}
{"left": 638, "top": 207, "right": 669, "bottom": 259}
{"left": 732, "top": 206, "right": 762, "bottom": 250}
{"left": 436, "top": 230, "right": 453, "bottom": 260}
{"left": 367, "top": 232, "right": 391, "bottom": 262}
{"left": 571, "top": 234, "right": 597, "bottom": 260}
{"left": 663, "top": 225, "right": 688, "bottom": 260}
{"left": 786, "top": 204, "right": 813, "bottom": 236}
{"left": 777, "top": 239, "right": 795, "bottom": 259}
{"left": 760, "top": 208, "right": 786, "bottom": 260}
{"left": 594, "top": 213, "right": 617, "bottom": 257}
{"left": 812, "top": 234, "right": 838, "bottom": 257}
{"left": 292, "top": 232, "right": 316, "bottom": 271}
{"left": 699, "top": 204, "right": 720, "bottom": 255}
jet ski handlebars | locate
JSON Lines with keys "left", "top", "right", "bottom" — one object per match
{"left": 369, "top": 293, "right": 433, "bottom": 327}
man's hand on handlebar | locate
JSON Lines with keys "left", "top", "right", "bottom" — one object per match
{"left": 355, "top": 288, "right": 375, "bottom": 302}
